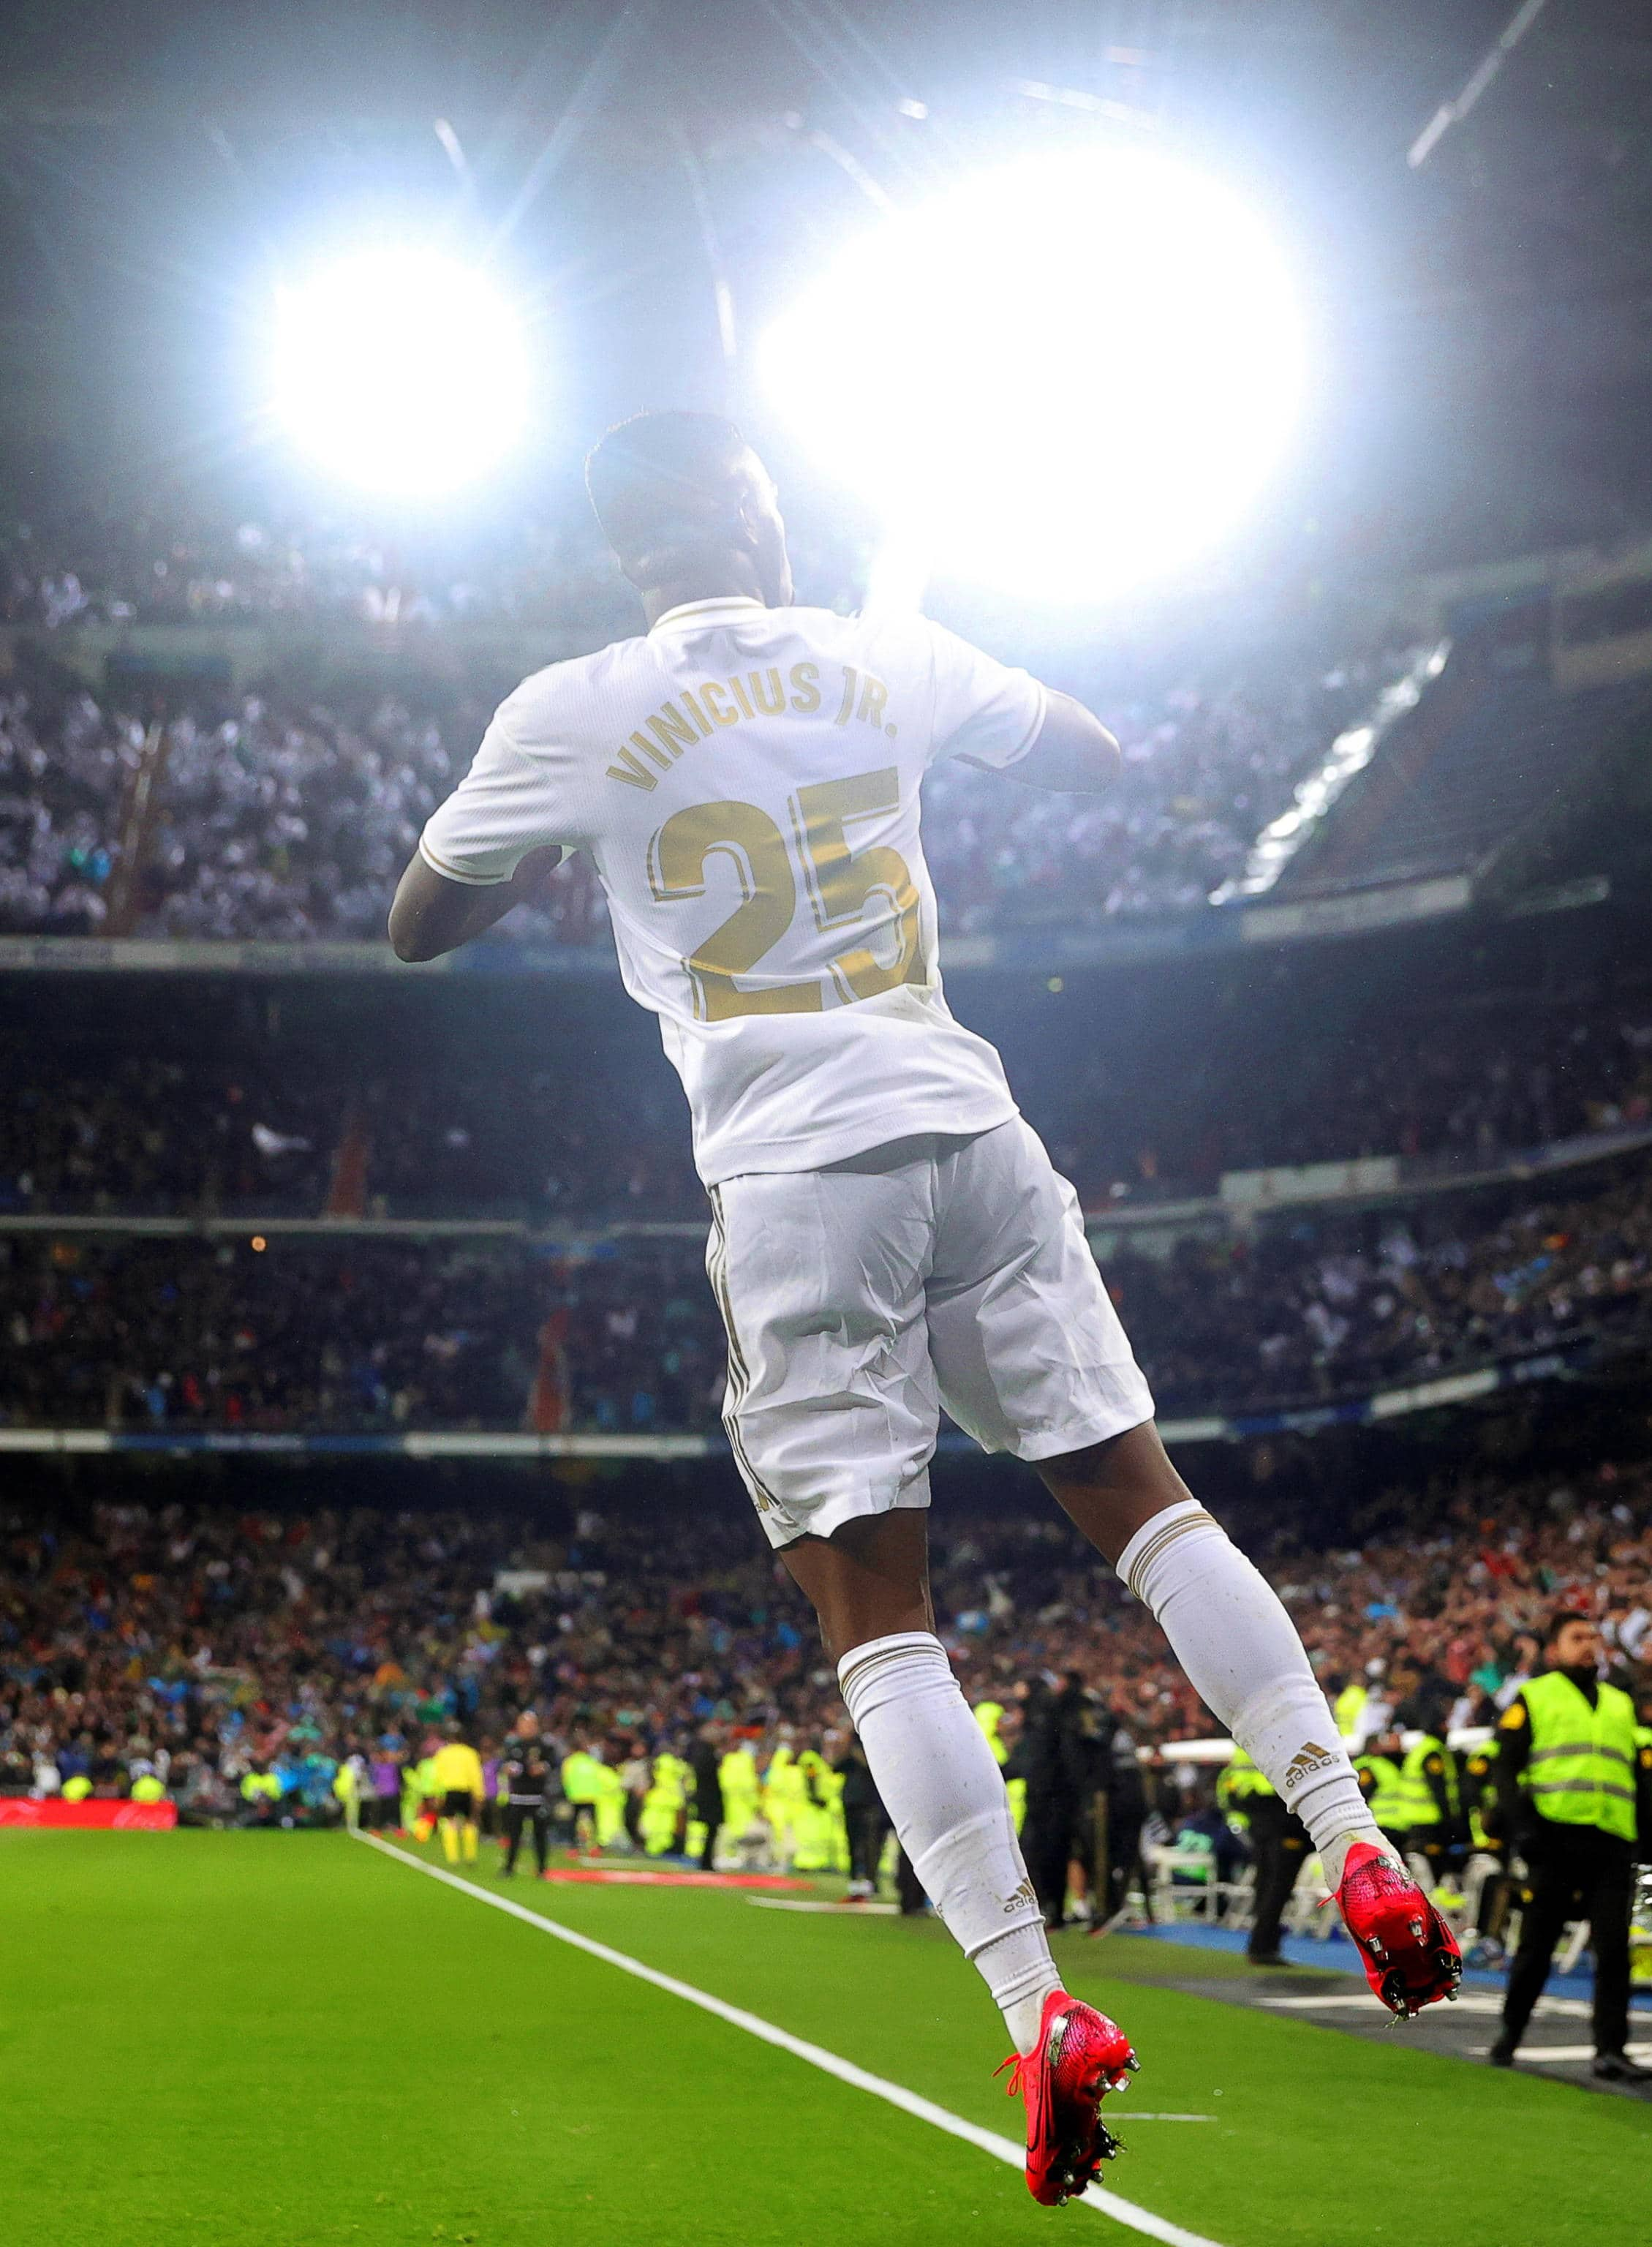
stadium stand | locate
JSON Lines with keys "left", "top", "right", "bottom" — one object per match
{"left": 4, "top": 12, "right": 1651, "bottom": 2231}
{"left": 1285, "top": 666, "right": 1652, "bottom": 898}
{"left": 0, "top": 548, "right": 1414, "bottom": 938}
{"left": 1, "top": 1148, "right": 1647, "bottom": 1434}
{"left": 3, "top": 960, "right": 1648, "bottom": 1218}
{"left": 4, "top": 1454, "right": 1647, "bottom": 1824}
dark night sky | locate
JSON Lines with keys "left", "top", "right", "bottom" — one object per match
{"left": 2, "top": 0, "right": 1651, "bottom": 568}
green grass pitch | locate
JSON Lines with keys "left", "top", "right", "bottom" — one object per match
{"left": 3, "top": 1831, "right": 1647, "bottom": 2247}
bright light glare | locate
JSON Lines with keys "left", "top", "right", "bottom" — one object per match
{"left": 269, "top": 249, "right": 529, "bottom": 494}
{"left": 761, "top": 151, "right": 1307, "bottom": 601}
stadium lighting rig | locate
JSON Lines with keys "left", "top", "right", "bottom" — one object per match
{"left": 268, "top": 246, "right": 529, "bottom": 495}
{"left": 760, "top": 148, "right": 1306, "bottom": 603}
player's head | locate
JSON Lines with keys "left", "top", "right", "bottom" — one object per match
{"left": 586, "top": 410, "right": 791, "bottom": 606}
{"left": 1545, "top": 1608, "right": 1599, "bottom": 1670}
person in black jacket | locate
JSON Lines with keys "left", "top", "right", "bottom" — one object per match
{"left": 1102, "top": 1721, "right": 1153, "bottom": 1924}
{"left": 834, "top": 1734, "right": 890, "bottom": 1900}
{"left": 686, "top": 1720, "right": 725, "bottom": 1873}
{"left": 497, "top": 1715, "right": 554, "bottom": 1879}
{"left": 1020, "top": 1671, "right": 1108, "bottom": 1930}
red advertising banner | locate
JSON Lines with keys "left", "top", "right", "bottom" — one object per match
{"left": 0, "top": 1799, "right": 177, "bottom": 1830}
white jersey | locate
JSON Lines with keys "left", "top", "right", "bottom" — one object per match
{"left": 418, "top": 595, "right": 1046, "bottom": 1183}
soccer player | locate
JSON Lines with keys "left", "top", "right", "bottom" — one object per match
{"left": 391, "top": 411, "right": 1460, "bottom": 2205}
{"left": 430, "top": 1724, "right": 485, "bottom": 1867}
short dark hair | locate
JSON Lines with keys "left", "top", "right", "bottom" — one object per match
{"left": 1544, "top": 1606, "right": 1593, "bottom": 1646}
{"left": 586, "top": 410, "right": 751, "bottom": 582}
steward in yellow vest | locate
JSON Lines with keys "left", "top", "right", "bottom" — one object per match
{"left": 790, "top": 1747, "right": 838, "bottom": 1872}
{"left": 1487, "top": 1611, "right": 1652, "bottom": 2082}
{"left": 240, "top": 1766, "right": 282, "bottom": 1821}
{"left": 973, "top": 1701, "right": 1008, "bottom": 1766}
{"left": 1333, "top": 1681, "right": 1369, "bottom": 1747}
{"left": 1388, "top": 1701, "right": 1463, "bottom": 1881}
{"left": 1353, "top": 1731, "right": 1409, "bottom": 1855}
{"left": 641, "top": 1751, "right": 688, "bottom": 1856}
{"left": 1460, "top": 1737, "right": 1500, "bottom": 1854}
{"left": 763, "top": 1742, "right": 807, "bottom": 1864}
{"left": 411, "top": 1753, "right": 441, "bottom": 1843}
{"left": 1218, "top": 1747, "right": 1310, "bottom": 1968}
{"left": 717, "top": 1744, "right": 762, "bottom": 1840}
{"left": 560, "top": 1744, "right": 607, "bottom": 1848}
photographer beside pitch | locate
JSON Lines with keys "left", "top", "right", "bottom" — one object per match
{"left": 391, "top": 410, "right": 1460, "bottom": 2205}
{"left": 1486, "top": 1610, "right": 1652, "bottom": 2080}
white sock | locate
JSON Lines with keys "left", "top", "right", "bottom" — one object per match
{"left": 1116, "top": 1502, "right": 1387, "bottom": 1885}
{"left": 839, "top": 1631, "right": 1060, "bottom": 2052}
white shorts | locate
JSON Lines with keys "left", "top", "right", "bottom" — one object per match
{"left": 706, "top": 1117, "right": 1155, "bottom": 1548}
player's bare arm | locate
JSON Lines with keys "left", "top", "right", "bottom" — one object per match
{"left": 1007, "top": 688, "right": 1120, "bottom": 792}
{"left": 388, "top": 843, "right": 562, "bottom": 963}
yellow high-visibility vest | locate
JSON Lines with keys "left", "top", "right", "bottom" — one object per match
{"left": 1520, "top": 1673, "right": 1637, "bottom": 1844}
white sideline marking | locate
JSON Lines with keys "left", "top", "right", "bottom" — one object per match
{"left": 1100, "top": 2116, "right": 1215, "bottom": 2125}
{"left": 1261, "top": 1993, "right": 1506, "bottom": 2015}
{"left": 1259, "top": 1992, "right": 1644, "bottom": 2024}
{"left": 355, "top": 1834, "right": 1225, "bottom": 2247}
{"left": 747, "top": 1895, "right": 902, "bottom": 1915}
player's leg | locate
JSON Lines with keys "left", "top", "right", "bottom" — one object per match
{"left": 781, "top": 1516, "right": 1081, "bottom": 2048}
{"left": 928, "top": 1119, "right": 1458, "bottom": 2015}
{"left": 715, "top": 1150, "right": 1063, "bottom": 2053}
{"left": 462, "top": 1810, "right": 479, "bottom": 1863}
{"left": 1038, "top": 1422, "right": 1381, "bottom": 1884}
{"left": 717, "top": 1142, "right": 1135, "bottom": 2204}
{"left": 502, "top": 1804, "right": 522, "bottom": 1876}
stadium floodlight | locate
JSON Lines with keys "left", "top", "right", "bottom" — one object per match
{"left": 760, "top": 148, "right": 1307, "bottom": 603}
{"left": 268, "top": 247, "right": 529, "bottom": 496}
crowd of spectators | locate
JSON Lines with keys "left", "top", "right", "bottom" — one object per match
{"left": 1104, "top": 1163, "right": 1652, "bottom": 1412}
{"left": 0, "top": 1052, "right": 340, "bottom": 1217}
{"left": 0, "top": 668, "right": 617, "bottom": 947}
{"left": 4, "top": 982, "right": 1648, "bottom": 1224}
{"left": 3, "top": 1452, "right": 1648, "bottom": 1819}
{"left": 0, "top": 1235, "right": 722, "bottom": 1439}
{"left": 2, "top": 1153, "right": 1648, "bottom": 1434}
{"left": 0, "top": 539, "right": 1413, "bottom": 938}
{"left": 921, "top": 655, "right": 1395, "bottom": 928}
{"left": 0, "top": 506, "right": 643, "bottom": 636}
{"left": 1050, "top": 988, "right": 1652, "bottom": 1202}
{"left": 0, "top": 1042, "right": 702, "bottom": 1220}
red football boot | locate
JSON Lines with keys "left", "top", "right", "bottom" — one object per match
{"left": 1335, "top": 1840, "right": 1463, "bottom": 2017}
{"left": 995, "top": 1989, "right": 1137, "bottom": 2207}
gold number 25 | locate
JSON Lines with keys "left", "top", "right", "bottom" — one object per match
{"left": 646, "top": 767, "right": 924, "bottom": 1021}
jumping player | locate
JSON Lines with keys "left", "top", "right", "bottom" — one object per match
{"left": 390, "top": 412, "right": 1460, "bottom": 2206}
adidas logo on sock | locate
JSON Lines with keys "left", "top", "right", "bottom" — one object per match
{"left": 1282, "top": 1742, "right": 1338, "bottom": 1791}
{"left": 1003, "top": 1875, "right": 1038, "bottom": 1915}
